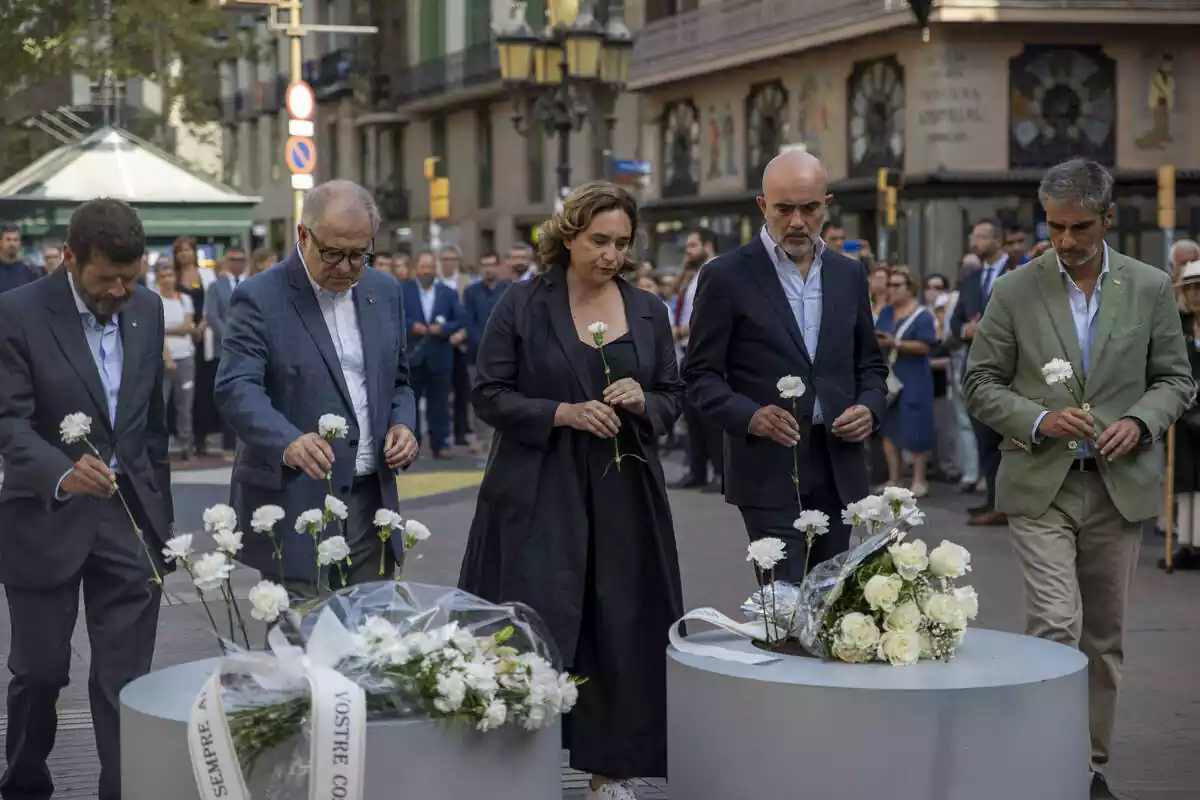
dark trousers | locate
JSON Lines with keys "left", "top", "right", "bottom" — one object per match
{"left": 411, "top": 362, "right": 452, "bottom": 453}
{"left": 1, "top": 485, "right": 162, "bottom": 800}
{"left": 738, "top": 427, "right": 851, "bottom": 583}
{"left": 452, "top": 347, "right": 472, "bottom": 445}
{"left": 683, "top": 400, "right": 724, "bottom": 482}
{"left": 972, "top": 417, "right": 1003, "bottom": 510}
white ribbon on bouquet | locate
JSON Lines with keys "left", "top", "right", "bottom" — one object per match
{"left": 188, "top": 610, "right": 368, "bottom": 800}
{"left": 669, "top": 607, "right": 782, "bottom": 665}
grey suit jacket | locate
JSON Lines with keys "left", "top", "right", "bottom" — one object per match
{"left": 206, "top": 274, "right": 236, "bottom": 353}
{"left": 0, "top": 269, "right": 173, "bottom": 588}
{"left": 214, "top": 253, "right": 417, "bottom": 580}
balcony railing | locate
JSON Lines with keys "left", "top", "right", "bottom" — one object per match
{"left": 393, "top": 41, "right": 500, "bottom": 107}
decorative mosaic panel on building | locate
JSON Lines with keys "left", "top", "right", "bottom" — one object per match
{"left": 1009, "top": 45, "right": 1115, "bottom": 168}
{"left": 661, "top": 99, "right": 701, "bottom": 198}
{"left": 847, "top": 56, "right": 905, "bottom": 178}
{"left": 745, "top": 80, "right": 788, "bottom": 189}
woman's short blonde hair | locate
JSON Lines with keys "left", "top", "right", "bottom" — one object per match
{"left": 536, "top": 181, "right": 639, "bottom": 274}
{"left": 889, "top": 265, "right": 918, "bottom": 294}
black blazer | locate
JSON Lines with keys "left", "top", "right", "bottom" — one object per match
{"left": 683, "top": 235, "right": 888, "bottom": 510}
{"left": 950, "top": 267, "right": 986, "bottom": 349}
{"left": 0, "top": 269, "right": 173, "bottom": 588}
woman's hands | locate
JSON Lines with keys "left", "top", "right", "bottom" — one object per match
{"left": 603, "top": 377, "right": 645, "bottom": 416}
{"left": 556, "top": 401, "right": 621, "bottom": 438}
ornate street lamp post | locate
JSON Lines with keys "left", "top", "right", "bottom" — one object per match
{"left": 495, "top": 0, "right": 634, "bottom": 204}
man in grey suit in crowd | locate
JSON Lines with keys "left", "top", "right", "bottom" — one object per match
{"left": 0, "top": 198, "right": 172, "bottom": 800}
{"left": 215, "top": 180, "right": 419, "bottom": 594}
{"left": 207, "top": 245, "right": 248, "bottom": 452}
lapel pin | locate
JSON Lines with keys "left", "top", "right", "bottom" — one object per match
{"left": 132, "top": 320, "right": 138, "bottom": 328}
{"left": 369, "top": 295, "right": 375, "bottom": 305}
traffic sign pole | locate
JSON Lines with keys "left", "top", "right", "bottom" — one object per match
{"left": 288, "top": 0, "right": 305, "bottom": 227}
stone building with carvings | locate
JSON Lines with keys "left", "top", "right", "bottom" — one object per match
{"left": 627, "top": 0, "right": 1200, "bottom": 274}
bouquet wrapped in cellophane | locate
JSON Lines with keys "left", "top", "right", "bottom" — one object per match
{"left": 190, "top": 582, "right": 581, "bottom": 800}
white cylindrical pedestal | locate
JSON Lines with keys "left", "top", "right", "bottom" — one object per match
{"left": 121, "top": 658, "right": 561, "bottom": 800}
{"left": 668, "top": 629, "right": 1090, "bottom": 800}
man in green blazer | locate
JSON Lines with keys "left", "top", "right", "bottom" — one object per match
{"left": 964, "top": 159, "right": 1195, "bottom": 800}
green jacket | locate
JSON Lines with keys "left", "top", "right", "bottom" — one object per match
{"left": 963, "top": 249, "right": 1195, "bottom": 521}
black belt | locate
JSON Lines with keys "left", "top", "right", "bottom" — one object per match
{"left": 352, "top": 473, "right": 377, "bottom": 487}
{"left": 1068, "top": 458, "right": 1098, "bottom": 472}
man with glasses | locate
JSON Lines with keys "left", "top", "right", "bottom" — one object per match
{"left": 215, "top": 180, "right": 418, "bottom": 596}
{"left": 684, "top": 150, "right": 888, "bottom": 581}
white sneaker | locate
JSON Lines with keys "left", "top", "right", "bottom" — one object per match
{"left": 585, "top": 780, "right": 639, "bottom": 800}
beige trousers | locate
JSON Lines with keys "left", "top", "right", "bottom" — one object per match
{"left": 1008, "top": 470, "right": 1142, "bottom": 773}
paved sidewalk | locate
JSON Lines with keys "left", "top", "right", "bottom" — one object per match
{"left": 0, "top": 463, "right": 1197, "bottom": 798}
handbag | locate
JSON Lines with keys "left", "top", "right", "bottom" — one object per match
{"left": 885, "top": 307, "right": 929, "bottom": 406}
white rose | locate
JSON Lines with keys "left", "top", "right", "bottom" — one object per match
{"left": 202, "top": 503, "right": 238, "bottom": 534}
{"left": 251, "top": 505, "right": 286, "bottom": 533}
{"left": 792, "top": 509, "right": 829, "bottom": 538}
{"left": 929, "top": 540, "right": 971, "bottom": 578}
{"left": 887, "top": 539, "right": 929, "bottom": 580}
{"left": 746, "top": 537, "right": 787, "bottom": 571}
{"left": 162, "top": 534, "right": 194, "bottom": 563}
{"left": 832, "top": 639, "right": 873, "bottom": 664}
{"left": 212, "top": 529, "right": 243, "bottom": 556}
{"left": 318, "top": 413, "right": 349, "bottom": 440}
{"left": 587, "top": 321, "right": 608, "bottom": 336}
{"left": 837, "top": 612, "right": 881, "bottom": 652}
{"left": 923, "top": 592, "right": 967, "bottom": 630}
{"left": 248, "top": 580, "right": 290, "bottom": 623}
{"left": 863, "top": 573, "right": 904, "bottom": 612}
{"left": 59, "top": 412, "right": 92, "bottom": 444}
{"left": 1041, "top": 357, "right": 1074, "bottom": 386}
{"left": 317, "top": 536, "right": 351, "bottom": 566}
{"left": 776, "top": 375, "right": 806, "bottom": 399}
{"left": 953, "top": 586, "right": 979, "bottom": 621}
{"left": 878, "top": 630, "right": 922, "bottom": 666}
{"left": 477, "top": 699, "right": 508, "bottom": 732}
{"left": 191, "top": 552, "right": 233, "bottom": 592}
{"left": 373, "top": 509, "right": 404, "bottom": 530}
{"left": 295, "top": 508, "right": 325, "bottom": 533}
{"left": 884, "top": 600, "right": 923, "bottom": 633}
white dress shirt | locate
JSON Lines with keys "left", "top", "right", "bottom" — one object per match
{"left": 419, "top": 283, "right": 438, "bottom": 323}
{"left": 761, "top": 226, "right": 827, "bottom": 423}
{"left": 300, "top": 253, "right": 376, "bottom": 475}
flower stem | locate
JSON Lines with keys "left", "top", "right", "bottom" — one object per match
{"left": 791, "top": 398, "right": 803, "bottom": 515}
{"left": 335, "top": 562, "right": 346, "bottom": 588}
{"left": 184, "top": 564, "right": 221, "bottom": 637}
{"left": 86, "top": 439, "right": 164, "bottom": 587}
{"left": 756, "top": 565, "right": 772, "bottom": 644}
{"left": 225, "top": 578, "right": 251, "bottom": 649}
{"left": 598, "top": 345, "right": 623, "bottom": 472}
{"left": 379, "top": 541, "right": 387, "bottom": 576}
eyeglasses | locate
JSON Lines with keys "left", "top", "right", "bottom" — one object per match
{"left": 888, "top": 281, "right": 908, "bottom": 288}
{"left": 303, "top": 226, "right": 374, "bottom": 268}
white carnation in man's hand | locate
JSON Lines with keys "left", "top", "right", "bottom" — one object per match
{"left": 952, "top": 586, "right": 979, "bottom": 621}
{"left": 212, "top": 529, "right": 243, "bottom": 556}
{"left": 776, "top": 375, "right": 806, "bottom": 399}
{"left": 884, "top": 600, "right": 923, "bottom": 633}
{"left": 929, "top": 540, "right": 971, "bottom": 578}
{"left": 248, "top": 580, "right": 290, "bottom": 623}
{"left": 162, "top": 534, "right": 194, "bottom": 563}
{"left": 887, "top": 539, "right": 930, "bottom": 580}
{"left": 191, "top": 552, "right": 233, "bottom": 592}
{"left": 324, "top": 495, "right": 348, "bottom": 521}
{"left": 878, "top": 630, "right": 922, "bottom": 666}
{"left": 746, "top": 537, "right": 788, "bottom": 571}
{"left": 318, "top": 413, "right": 349, "bottom": 440}
{"left": 863, "top": 573, "right": 904, "bottom": 612}
{"left": 1041, "top": 358, "right": 1074, "bottom": 386}
{"left": 295, "top": 509, "right": 325, "bottom": 534}
{"left": 317, "top": 536, "right": 351, "bottom": 566}
{"left": 251, "top": 505, "right": 286, "bottom": 533}
{"left": 202, "top": 504, "right": 237, "bottom": 534}
{"left": 59, "top": 412, "right": 92, "bottom": 444}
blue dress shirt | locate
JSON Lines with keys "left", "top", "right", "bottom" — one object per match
{"left": 760, "top": 226, "right": 827, "bottom": 423}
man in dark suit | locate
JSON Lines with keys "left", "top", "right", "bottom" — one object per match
{"left": 684, "top": 150, "right": 888, "bottom": 581}
{"left": 215, "top": 180, "right": 418, "bottom": 592}
{"left": 462, "top": 252, "right": 508, "bottom": 454}
{"left": 949, "top": 218, "right": 1014, "bottom": 526}
{"left": 401, "top": 252, "right": 465, "bottom": 458}
{"left": 0, "top": 198, "right": 172, "bottom": 800}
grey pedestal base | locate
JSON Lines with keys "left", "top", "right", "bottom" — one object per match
{"left": 120, "top": 658, "right": 561, "bottom": 800}
{"left": 668, "top": 629, "right": 1090, "bottom": 800}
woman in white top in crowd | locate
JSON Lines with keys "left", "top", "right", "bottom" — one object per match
{"left": 156, "top": 265, "right": 198, "bottom": 459}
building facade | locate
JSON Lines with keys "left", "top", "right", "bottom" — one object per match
{"left": 627, "top": 0, "right": 1200, "bottom": 275}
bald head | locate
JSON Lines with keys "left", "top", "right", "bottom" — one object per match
{"left": 757, "top": 151, "right": 831, "bottom": 263}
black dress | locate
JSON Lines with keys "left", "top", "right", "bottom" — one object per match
{"left": 183, "top": 281, "right": 220, "bottom": 451}
{"left": 459, "top": 270, "right": 684, "bottom": 781}
{"left": 1171, "top": 312, "right": 1200, "bottom": 494}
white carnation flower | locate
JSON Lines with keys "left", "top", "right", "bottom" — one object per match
{"left": 792, "top": 509, "right": 829, "bottom": 537}
{"left": 434, "top": 672, "right": 467, "bottom": 712}
{"left": 1042, "top": 358, "right": 1074, "bottom": 386}
{"left": 316, "top": 536, "right": 351, "bottom": 566}
{"left": 295, "top": 508, "right": 325, "bottom": 534}
{"left": 837, "top": 612, "right": 881, "bottom": 652}
{"left": 952, "top": 586, "right": 980, "bottom": 621}
{"left": 462, "top": 661, "right": 499, "bottom": 694}
{"left": 324, "top": 495, "right": 348, "bottom": 521}
{"left": 776, "top": 375, "right": 806, "bottom": 399}
{"left": 251, "top": 505, "right": 286, "bottom": 534}
{"left": 882, "top": 486, "right": 915, "bottom": 506}
{"left": 404, "top": 519, "right": 432, "bottom": 542}
{"left": 318, "top": 413, "right": 349, "bottom": 440}
{"left": 191, "top": 552, "right": 234, "bottom": 592}
{"left": 929, "top": 540, "right": 972, "bottom": 578}
{"left": 746, "top": 537, "right": 787, "bottom": 571}
{"left": 59, "top": 412, "right": 92, "bottom": 444}
{"left": 477, "top": 700, "right": 508, "bottom": 732}
{"left": 923, "top": 592, "right": 968, "bottom": 630}
{"left": 863, "top": 573, "right": 904, "bottom": 612}
{"left": 587, "top": 321, "right": 608, "bottom": 336}
{"left": 884, "top": 600, "right": 923, "bottom": 633}
{"left": 842, "top": 495, "right": 889, "bottom": 528}
{"left": 212, "top": 529, "right": 243, "bottom": 556}
{"left": 887, "top": 539, "right": 930, "bottom": 580}
{"left": 248, "top": 581, "right": 290, "bottom": 623}
{"left": 202, "top": 504, "right": 238, "bottom": 534}
{"left": 162, "top": 534, "right": 194, "bottom": 563}
{"left": 878, "top": 630, "right": 922, "bottom": 666}
{"left": 373, "top": 509, "right": 404, "bottom": 530}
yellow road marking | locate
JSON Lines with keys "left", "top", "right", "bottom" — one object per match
{"left": 396, "top": 471, "right": 484, "bottom": 500}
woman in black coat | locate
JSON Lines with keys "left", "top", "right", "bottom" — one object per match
{"left": 1163, "top": 263, "right": 1200, "bottom": 569}
{"left": 459, "top": 182, "right": 684, "bottom": 799}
